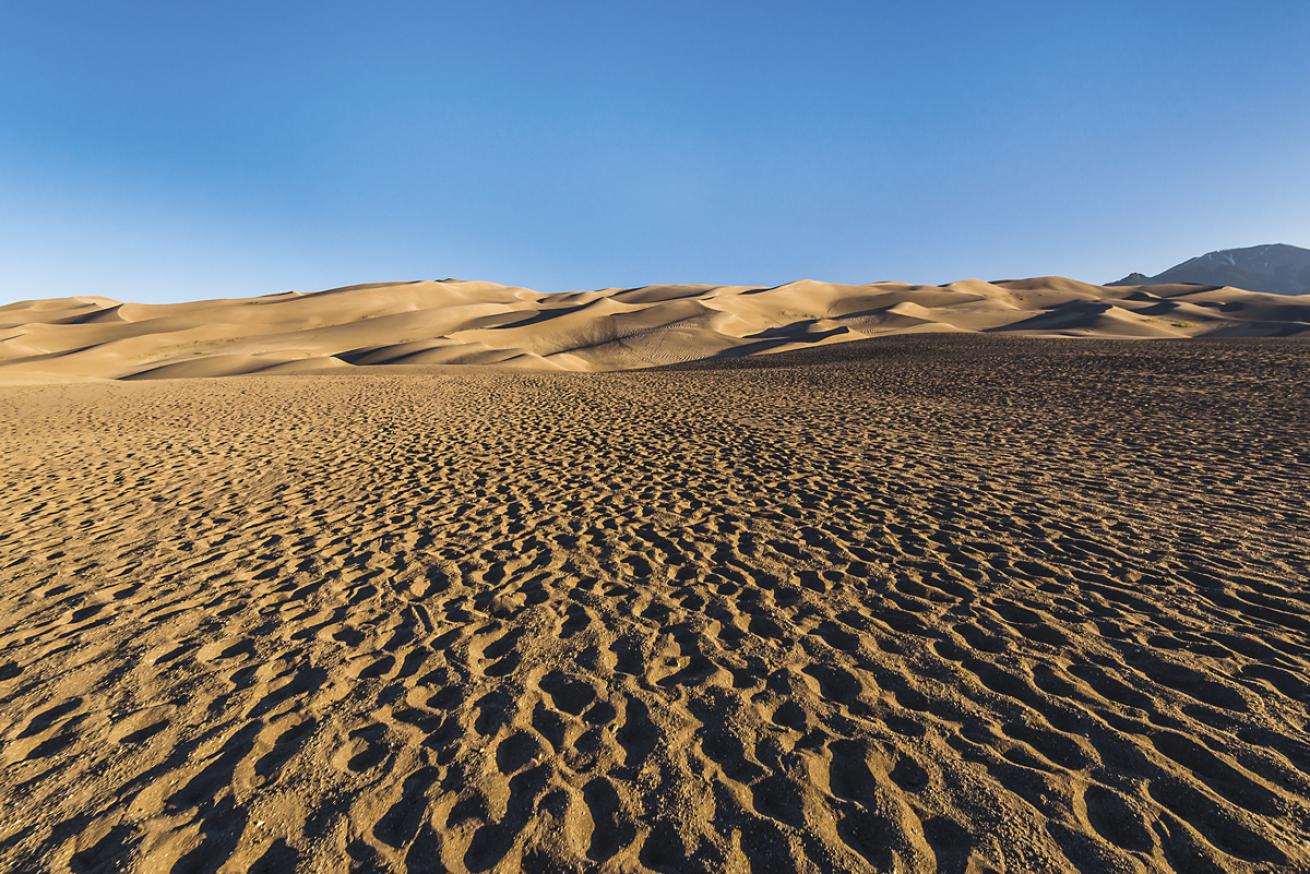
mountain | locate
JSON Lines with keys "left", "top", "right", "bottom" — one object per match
{"left": 3, "top": 276, "right": 1309, "bottom": 382}
{"left": 1110, "top": 243, "right": 1310, "bottom": 295}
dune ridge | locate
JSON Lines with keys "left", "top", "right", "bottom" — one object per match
{"left": 3, "top": 277, "right": 1308, "bottom": 381}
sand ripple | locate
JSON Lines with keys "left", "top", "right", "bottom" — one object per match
{"left": 0, "top": 336, "right": 1306, "bottom": 872}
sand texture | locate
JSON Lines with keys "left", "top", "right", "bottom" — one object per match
{"left": 1, "top": 336, "right": 1308, "bottom": 872}
{"left": 3, "top": 277, "right": 1309, "bottom": 382}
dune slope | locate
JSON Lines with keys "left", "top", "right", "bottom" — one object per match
{"left": 3, "top": 277, "right": 1308, "bottom": 381}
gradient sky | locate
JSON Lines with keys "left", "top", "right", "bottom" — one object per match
{"left": 3, "top": 1, "right": 1308, "bottom": 302}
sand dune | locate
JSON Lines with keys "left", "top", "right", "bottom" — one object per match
{"left": 0, "top": 335, "right": 1307, "bottom": 871}
{"left": 3, "top": 277, "right": 1308, "bottom": 381}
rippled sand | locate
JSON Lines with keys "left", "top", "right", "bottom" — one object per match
{"left": 1, "top": 336, "right": 1306, "bottom": 872}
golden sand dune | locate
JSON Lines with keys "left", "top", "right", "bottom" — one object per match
{"left": 3, "top": 277, "right": 1308, "bottom": 381}
{"left": 0, "top": 335, "right": 1307, "bottom": 871}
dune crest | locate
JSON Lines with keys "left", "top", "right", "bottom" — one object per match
{"left": 2, "top": 277, "right": 1308, "bottom": 381}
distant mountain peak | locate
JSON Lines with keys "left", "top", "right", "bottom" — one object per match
{"left": 1110, "top": 243, "right": 1310, "bottom": 295}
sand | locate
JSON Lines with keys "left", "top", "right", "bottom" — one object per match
{"left": 3, "top": 277, "right": 1309, "bottom": 383}
{"left": 0, "top": 334, "right": 1306, "bottom": 872}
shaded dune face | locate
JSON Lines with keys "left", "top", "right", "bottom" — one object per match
{"left": 0, "top": 336, "right": 1307, "bottom": 872}
{"left": 2, "top": 277, "right": 1309, "bottom": 381}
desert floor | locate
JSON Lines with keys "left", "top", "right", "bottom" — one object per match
{"left": 0, "top": 336, "right": 1307, "bottom": 873}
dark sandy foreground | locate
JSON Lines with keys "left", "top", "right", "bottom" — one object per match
{"left": 0, "top": 336, "right": 1307, "bottom": 872}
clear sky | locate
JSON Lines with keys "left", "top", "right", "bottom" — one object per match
{"left": 3, "top": 1, "right": 1308, "bottom": 302}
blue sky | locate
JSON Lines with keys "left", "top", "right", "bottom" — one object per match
{"left": 2, "top": 1, "right": 1308, "bottom": 302}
